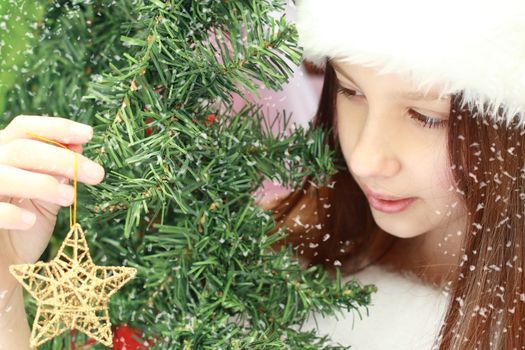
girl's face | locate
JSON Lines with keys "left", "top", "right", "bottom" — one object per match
{"left": 332, "top": 59, "right": 467, "bottom": 239}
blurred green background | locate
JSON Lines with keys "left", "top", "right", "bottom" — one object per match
{"left": 0, "top": 0, "right": 46, "bottom": 115}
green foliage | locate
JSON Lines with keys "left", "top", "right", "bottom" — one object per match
{"left": 2, "top": 1, "right": 377, "bottom": 349}
{"left": 0, "top": 0, "right": 46, "bottom": 114}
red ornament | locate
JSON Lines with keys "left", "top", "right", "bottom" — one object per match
{"left": 190, "top": 114, "right": 218, "bottom": 126}
{"left": 70, "top": 325, "right": 154, "bottom": 349}
{"left": 113, "top": 324, "right": 153, "bottom": 350}
{"left": 204, "top": 113, "right": 218, "bottom": 127}
{"left": 145, "top": 117, "right": 156, "bottom": 137}
{"left": 70, "top": 330, "right": 76, "bottom": 349}
{"left": 85, "top": 338, "right": 98, "bottom": 346}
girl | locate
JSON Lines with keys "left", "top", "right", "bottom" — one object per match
{"left": 264, "top": 0, "right": 525, "bottom": 349}
{"left": 1, "top": 0, "right": 524, "bottom": 348}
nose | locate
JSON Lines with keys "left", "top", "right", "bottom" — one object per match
{"left": 347, "top": 116, "right": 401, "bottom": 179}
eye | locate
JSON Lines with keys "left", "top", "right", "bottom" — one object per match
{"left": 337, "top": 86, "right": 364, "bottom": 99}
{"left": 337, "top": 86, "right": 448, "bottom": 129}
{"left": 407, "top": 110, "right": 448, "bottom": 129}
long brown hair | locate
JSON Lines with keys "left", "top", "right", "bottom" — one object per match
{"left": 266, "top": 60, "right": 525, "bottom": 349}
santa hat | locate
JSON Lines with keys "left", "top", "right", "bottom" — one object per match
{"left": 295, "top": 0, "right": 525, "bottom": 129}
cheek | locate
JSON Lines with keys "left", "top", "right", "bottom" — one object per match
{"left": 431, "top": 137, "right": 454, "bottom": 194}
{"left": 335, "top": 97, "right": 362, "bottom": 155}
{"left": 415, "top": 143, "right": 462, "bottom": 216}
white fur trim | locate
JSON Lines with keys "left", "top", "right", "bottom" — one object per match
{"left": 296, "top": 0, "right": 525, "bottom": 129}
{"left": 298, "top": 265, "right": 449, "bottom": 349}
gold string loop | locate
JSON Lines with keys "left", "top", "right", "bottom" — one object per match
{"left": 26, "top": 131, "right": 78, "bottom": 228}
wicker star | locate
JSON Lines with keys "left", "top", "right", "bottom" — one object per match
{"left": 9, "top": 223, "right": 137, "bottom": 348}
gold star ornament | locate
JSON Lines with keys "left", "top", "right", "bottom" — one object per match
{"left": 9, "top": 223, "right": 137, "bottom": 348}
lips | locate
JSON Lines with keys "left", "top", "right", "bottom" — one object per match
{"left": 366, "top": 195, "right": 417, "bottom": 213}
{"left": 361, "top": 184, "right": 413, "bottom": 201}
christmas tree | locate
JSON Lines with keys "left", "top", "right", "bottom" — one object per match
{"left": 1, "top": 1, "right": 377, "bottom": 349}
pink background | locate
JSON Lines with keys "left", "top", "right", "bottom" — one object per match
{"left": 230, "top": 1, "right": 324, "bottom": 207}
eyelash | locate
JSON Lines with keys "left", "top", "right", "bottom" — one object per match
{"left": 336, "top": 86, "right": 448, "bottom": 129}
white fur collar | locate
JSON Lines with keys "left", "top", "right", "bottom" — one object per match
{"left": 298, "top": 265, "right": 449, "bottom": 349}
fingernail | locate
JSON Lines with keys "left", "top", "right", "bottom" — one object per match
{"left": 82, "top": 162, "right": 104, "bottom": 181}
{"left": 21, "top": 211, "right": 36, "bottom": 225}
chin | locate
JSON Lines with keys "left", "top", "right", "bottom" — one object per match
{"left": 372, "top": 212, "right": 426, "bottom": 239}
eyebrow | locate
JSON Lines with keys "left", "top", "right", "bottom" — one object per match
{"left": 332, "top": 63, "right": 449, "bottom": 101}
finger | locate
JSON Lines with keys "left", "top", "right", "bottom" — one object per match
{"left": 0, "top": 202, "right": 36, "bottom": 230}
{"left": 0, "top": 164, "right": 76, "bottom": 207}
{"left": 0, "top": 139, "right": 104, "bottom": 185}
{"left": 0, "top": 115, "right": 93, "bottom": 146}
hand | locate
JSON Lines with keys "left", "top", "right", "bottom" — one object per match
{"left": 0, "top": 115, "right": 105, "bottom": 299}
